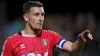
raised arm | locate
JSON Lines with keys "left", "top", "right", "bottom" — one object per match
{"left": 62, "top": 30, "right": 93, "bottom": 55}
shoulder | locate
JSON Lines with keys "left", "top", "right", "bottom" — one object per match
{"left": 8, "top": 33, "right": 19, "bottom": 39}
{"left": 4, "top": 32, "right": 20, "bottom": 43}
{"left": 42, "top": 30, "right": 58, "bottom": 34}
{"left": 42, "top": 30, "right": 61, "bottom": 36}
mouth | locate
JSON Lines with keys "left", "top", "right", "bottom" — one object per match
{"left": 38, "top": 23, "right": 43, "bottom": 26}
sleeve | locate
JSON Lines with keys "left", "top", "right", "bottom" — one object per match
{"left": 1, "top": 38, "right": 13, "bottom": 56}
{"left": 50, "top": 31, "right": 67, "bottom": 49}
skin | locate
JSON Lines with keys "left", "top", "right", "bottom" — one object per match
{"left": 63, "top": 30, "right": 93, "bottom": 55}
{"left": 22, "top": 7, "right": 93, "bottom": 55}
{"left": 22, "top": 7, "right": 45, "bottom": 35}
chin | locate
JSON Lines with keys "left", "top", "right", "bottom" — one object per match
{"left": 34, "top": 27, "right": 42, "bottom": 30}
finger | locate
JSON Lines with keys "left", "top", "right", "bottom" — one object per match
{"left": 78, "top": 34, "right": 87, "bottom": 42}
{"left": 88, "top": 33, "right": 93, "bottom": 40}
{"left": 83, "top": 30, "right": 90, "bottom": 35}
{"left": 83, "top": 30, "right": 93, "bottom": 41}
{"left": 78, "top": 30, "right": 92, "bottom": 42}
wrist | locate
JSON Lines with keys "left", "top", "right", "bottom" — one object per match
{"left": 78, "top": 37, "right": 87, "bottom": 43}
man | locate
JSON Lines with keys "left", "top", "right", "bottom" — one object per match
{"left": 1, "top": 1, "right": 93, "bottom": 56}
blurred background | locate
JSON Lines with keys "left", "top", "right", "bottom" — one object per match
{"left": 0, "top": 0, "right": 100, "bottom": 56}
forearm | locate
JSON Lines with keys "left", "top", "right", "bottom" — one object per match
{"left": 71, "top": 38, "right": 85, "bottom": 55}
{"left": 63, "top": 30, "right": 93, "bottom": 56}
{"left": 62, "top": 39, "right": 85, "bottom": 54}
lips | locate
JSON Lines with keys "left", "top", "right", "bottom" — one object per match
{"left": 38, "top": 23, "right": 43, "bottom": 25}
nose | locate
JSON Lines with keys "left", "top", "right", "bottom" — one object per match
{"left": 39, "top": 15, "right": 44, "bottom": 22}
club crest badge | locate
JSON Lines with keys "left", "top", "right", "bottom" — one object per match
{"left": 41, "top": 38, "right": 48, "bottom": 46}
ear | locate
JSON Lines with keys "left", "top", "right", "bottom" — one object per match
{"left": 23, "top": 14, "right": 28, "bottom": 21}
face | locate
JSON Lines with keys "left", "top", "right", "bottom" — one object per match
{"left": 24, "top": 7, "right": 45, "bottom": 30}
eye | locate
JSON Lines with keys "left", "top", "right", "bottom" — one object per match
{"left": 34, "top": 13, "right": 39, "bottom": 16}
{"left": 41, "top": 13, "right": 45, "bottom": 16}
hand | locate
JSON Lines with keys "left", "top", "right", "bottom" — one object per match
{"left": 78, "top": 30, "right": 93, "bottom": 42}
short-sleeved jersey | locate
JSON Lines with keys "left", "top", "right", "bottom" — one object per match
{"left": 1, "top": 30, "right": 67, "bottom": 56}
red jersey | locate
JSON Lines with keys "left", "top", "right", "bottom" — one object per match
{"left": 1, "top": 30, "right": 67, "bottom": 56}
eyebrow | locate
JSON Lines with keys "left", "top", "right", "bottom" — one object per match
{"left": 42, "top": 12, "right": 45, "bottom": 14}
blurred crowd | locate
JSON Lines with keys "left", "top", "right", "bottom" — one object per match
{"left": 0, "top": 12, "right": 100, "bottom": 56}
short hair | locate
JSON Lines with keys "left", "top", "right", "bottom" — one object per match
{"left": 23, "top": 1, "right": 43, "bottom": 14}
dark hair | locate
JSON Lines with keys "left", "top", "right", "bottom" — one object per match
{"left": 23, "top": 1, "right": 43, "bottom": 14}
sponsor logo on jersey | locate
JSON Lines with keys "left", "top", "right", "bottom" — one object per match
{"left": 41, "top": 38, "right": 48, "bottom": 46}
{"left": 27, "top": 53, "right": 36, "bottom": 56}
{"left": 21, "top": 54, "right": 25, "bottom": 56}
{"left": 26, "top": 51, "right": 48, "bottom": 56}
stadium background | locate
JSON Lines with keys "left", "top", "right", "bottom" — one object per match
{"left": 0, "top": 0, "right": 100, "bottom": 56}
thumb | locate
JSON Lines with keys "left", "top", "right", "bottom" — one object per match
{"left": 78, "top": 30, "right": 93, "bottom": 41}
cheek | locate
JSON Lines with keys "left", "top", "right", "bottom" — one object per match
{"left": 30, "top": 16, "right": 38, "bottom": 21}
{"left": 28, "top": 16, "right": 35, "bottom": 22}
{"left": 30, "top": 20, "right": 35, "bottom": 24}
{"left": 28, "top": 16, "right": 39, "bottom": 24}
{"left": 29, "top": 19, "right": 37, "bottom": 25}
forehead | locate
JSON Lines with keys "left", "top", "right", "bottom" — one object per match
{"left": 29, "top": 7, "right": 44, "bottom": 13}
